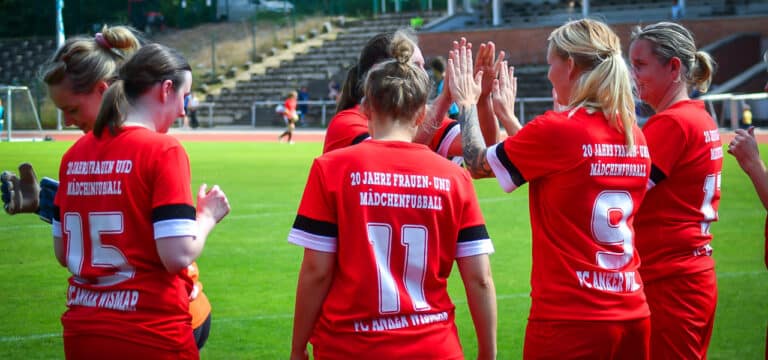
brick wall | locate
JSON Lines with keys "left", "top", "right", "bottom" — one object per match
{"left": 418, "top": 16, "right": 768, "bottom": 65}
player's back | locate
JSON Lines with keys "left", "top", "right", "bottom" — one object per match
{"left": 309, "top": 139, "right": 483, "bottom": 358}
{"left": 496, "top": 108, "right": 651, "bottom": 321}
{"left": 56, "top": 126, "right": 195, "bottom": 350}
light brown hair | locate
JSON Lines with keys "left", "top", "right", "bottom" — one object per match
{"left": 41, "top": 25, "right": 141, "bottom": 93}
{"left": 94, "top": 43, "right": 191, "bottom": 137}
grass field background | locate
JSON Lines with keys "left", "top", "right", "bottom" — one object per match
{"left": 0, "top": 140, "right": 766, "bottom": 359}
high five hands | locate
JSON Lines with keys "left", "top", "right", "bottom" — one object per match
{"left": 447, "top": 43, "right": 483, "bottom": 108}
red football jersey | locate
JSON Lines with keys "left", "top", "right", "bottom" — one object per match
{"left": 486, "top": 108, "right": 651, "bottom": 321}
{"left": 635, "top": 100, "right": 722, "bottom": 282}
{"left": 53, "top": 126, "right": 197, "bottom": 351}
{"left": 289, "top": 140, "right": 493, "bottom": 358}
{"left": 323, "top": 105, "right": 370, "bottom": 153}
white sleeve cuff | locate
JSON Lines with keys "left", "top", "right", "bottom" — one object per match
{"left": 456, "top": 239, "right": 495, "bottom": 258}
{"left": 288, "top": 228, "right": 337, "bottom": 253}
{"left": 486, "top": 143, "right": 518, "bottom": 193}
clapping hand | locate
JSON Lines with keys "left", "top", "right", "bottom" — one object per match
{"left": 196, "top": 184, "right": 230, "bottom": 224}
{"left": 447, "top": 44, "right": 483, "bottom": 108}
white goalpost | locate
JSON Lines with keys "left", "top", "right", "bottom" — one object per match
{"left": 0, "top": 85, "right": 45, "bottom": 142}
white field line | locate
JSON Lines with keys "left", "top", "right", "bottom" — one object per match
{"left": 4, "top": 271, "right": 764, "bottom": 344}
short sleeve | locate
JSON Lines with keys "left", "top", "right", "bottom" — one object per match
{"left": 430, "top": 119, "right": 460, "bottom": 158}
{"left": 288, "top": 159, "right": 339, "bottom": 252}
{"left": 487, "top": 113, "right": 571, "bottom": 192}
{"left": 151, "top": 142, "right": 196, "bottom": 239}
{"left": 642, "top": 114, "right": 687, "bottom": 177}
{"left": 455, "top": 173, "right": 494, "bottom": 258}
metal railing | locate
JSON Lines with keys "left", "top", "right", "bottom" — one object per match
{"left": 700, "top": 92, "right": 768, "bottom": 129}
{"left": 250, "top": 100, "right": 337, "bottom": 127}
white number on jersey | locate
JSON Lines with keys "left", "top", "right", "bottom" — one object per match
{"left": 368, "top": 223, "right": 430, "bottom": 314}
{"left": 591, "top": 191, "right": 634, "bottom": 270}
{"left": 64, "top": 212, "right": 135, "bottom": 286}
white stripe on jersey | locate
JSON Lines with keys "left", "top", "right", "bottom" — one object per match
{"left": 437, "top": 123, "right": 461, "bottom": 158}
{"left": 288, "top": 228, "right": 337, "bottom": 253}
{"left": 486, "top": 143, "right": 518, "bottom": 193}
{"left": 52, "top": 219, "right": 62, "bottom": 238}
{"left": 456, "top": 239, "right": 495, "bottom": 258}
{"left": 154, "top": 218, "right": 197, "bottom": 239}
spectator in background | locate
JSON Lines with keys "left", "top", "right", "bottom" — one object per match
{"left": 671, "top": 0, "right": 683, "bottom": 20}
{"left": 297, "top": 86, "right": 310, "bottom": 125}
{"left": 742, "top": 103, "right": 753, "bottom": 129}
{"left": 328, "top": 80, "right": 340, "bottom": 102}
{"left": 185, "top": 92, "right": 200, "bottom": 129}
{"left": 0, "top": 98, "right": 4, "bottom": 132}
{"left": 430, "top": 56, "right": 459, "bottom": 119}
{"left": 279, "top": 91, "right": 299, "bottom": 144}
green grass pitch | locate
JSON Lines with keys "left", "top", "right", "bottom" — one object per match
{"left": 0, "top": 140, "right": 766, "bottom": 359}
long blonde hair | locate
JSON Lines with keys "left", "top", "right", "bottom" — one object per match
{"left": 41, "top": 25, "right": 141, "bottom": 93}
{"left": 549, "top": 19, "right": 636, "bottom": 148}
{"left": 631, "top": 22, "right": 716, "bottom": 93}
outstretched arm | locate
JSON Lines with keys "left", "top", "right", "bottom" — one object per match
{"left": 475, "top": 42, "right": 505, "bottom": 145}
{"left": 447, "top": 44, "right": 495, "bottom": 179}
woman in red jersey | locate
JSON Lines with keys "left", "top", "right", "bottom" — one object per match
{"left": 456, "top": 19, "right": 651, "bottom": 359}
{"left": 1, "top": 26, "right": 214, "bottom": 352}
{"left": 629, "top": 22, "right": 720, "bottom": 360}
{"left": 52, "top": 43, "right": 230, "bottom": 359}
{"left": 290, "top": 33, "right": 497, "bottom": 360}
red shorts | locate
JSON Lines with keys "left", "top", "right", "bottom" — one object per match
{"left": 64, "top": 334, "right": 198, "bottom": 360}
{"left": 644, "top": 269, "right": 717, "bottom": 360}
{"left": 523, "top": 317, "right": 650, "bottom": 360}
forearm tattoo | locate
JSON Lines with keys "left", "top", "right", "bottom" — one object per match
{"left": 458, "top": 105, "right": 494, "bottom": 178}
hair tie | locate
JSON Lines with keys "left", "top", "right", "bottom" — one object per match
{"left": 95, "top": 33, "right": 112, "bottom": 49}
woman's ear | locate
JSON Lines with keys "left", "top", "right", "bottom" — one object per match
{"left": 360, "top": 97, "right": 371, "bottom": 118}
{"left": 160, "top": 79, "right": 174, "bottom": 103}
{"left": 414, "top": 105, "right": 427, "bottom": 127}
{"left": 94, "top": 80, "right": 109, "bottom": 95}
{"left": 668, "top": 56, "right": 682, "bottom": 81}
{"left": 567, "top": 56, "right": 579, "bottom": 80}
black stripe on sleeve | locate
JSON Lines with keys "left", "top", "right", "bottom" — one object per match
{"left": 293, "top": 214, "right": 338, "bottom": 237}
{"left": 495, "top": 145, "right": 527, "bottom": 187}
{"left": 436, "top": 121, "right": 460, "bottom": 149}
{"left": 53, "top": 206, "right": 60, "bottom": 222}
{"left": 351, "top": 133, "right": 370, "bottom": 146}
{"left": 650, "top": 164, "right": 667, "bottom": 185}
{"left": 152, "top": 204, "right": 196, "bottom": 222}
{"left": 457, "top": 225, "right": 490, "bottom": 243}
